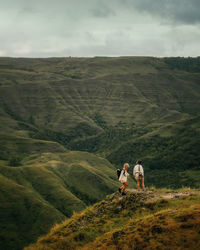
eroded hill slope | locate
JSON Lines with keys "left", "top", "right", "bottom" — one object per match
{"left": 0, "top": 57, "right": 200, "bottom": 159}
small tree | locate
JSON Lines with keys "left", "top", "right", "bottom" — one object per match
{"left": 9, "top": 157, "right": 22, "bottom": 167}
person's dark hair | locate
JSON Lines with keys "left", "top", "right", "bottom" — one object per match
{"left": 137, "top": 160, "right": 142, "bottom": 164}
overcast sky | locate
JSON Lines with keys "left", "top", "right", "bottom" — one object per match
{"left": 0, "top": 0, "right": 200, "bottom": 57}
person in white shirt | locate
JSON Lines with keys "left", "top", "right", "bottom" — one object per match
{"left": 119, "top": 163, "right": 130, "bottom": 195}
{"left": 133, "top": 160, "right": 145, "bottom": 191}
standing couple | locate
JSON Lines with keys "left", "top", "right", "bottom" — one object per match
{"left": 118, "top": 160, "right": 145, "bottom": 195}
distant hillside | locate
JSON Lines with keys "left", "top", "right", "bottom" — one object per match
{"left": 0, "top": 151, "right": 133, "bottom": 250}
{"left": 0, "top": 57, "right": 199, "bottom": 177}
{"left": 0, "top": 57, "right": 199, "bottom": 137}
{"left": 107, "top": 116, "right": 200, "bottom": 188}
{"left": 25, "top": 188, "right": 200, "bottom": 250}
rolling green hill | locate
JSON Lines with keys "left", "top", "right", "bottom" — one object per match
{"left": 0, "top": 57, "right": 199, "bottom": 181}
{"left": 1, "top": 57, "right": 200, "bottom": 135}
{"left": 0, "top": 151, "right": 131, "bottom": 250}
{"left": 0, "top": 57, "right": 199, "bottom": 160}
{"left": 0, "top": 56, "right": 200, "bottom": 249}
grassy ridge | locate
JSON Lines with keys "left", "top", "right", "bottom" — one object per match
{"left": 0, "top": 132, "right": 67, "bottom": 160}
{"left": 0, "top": 151, "right": 128, "bottom": 250}
{"left": 0, "top": 174, "right": 65, "bottom": 250}
{"left": 25, "top": 189, "right": 200, "bottom": 250}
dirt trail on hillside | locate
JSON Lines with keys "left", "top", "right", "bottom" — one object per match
{"left": 127, "top": 189, "right": 200, "bottom": 202}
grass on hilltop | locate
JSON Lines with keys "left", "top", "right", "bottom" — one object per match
{"left": 25, "top": 188, "right": 200, "bottom": 250}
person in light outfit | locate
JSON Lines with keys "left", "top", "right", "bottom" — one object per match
{"left": 133, "top": 160, "right": 145, "bottom": 191}
{"left": 119, "top": 163, "right": 130, "bottom": 195}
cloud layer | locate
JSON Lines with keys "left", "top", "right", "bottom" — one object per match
{"left": 132, "top": 0, "right": 200, "bottom": 25}
{"left": 0, "top": 0, "right": 199, "bottom": 57}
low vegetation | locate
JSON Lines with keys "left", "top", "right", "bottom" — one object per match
{"left": 25, "top": 188, "right": 200, "bottom": 250}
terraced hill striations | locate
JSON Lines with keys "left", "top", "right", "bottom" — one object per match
{"left": 0, "top": 57, "right": 199, "bottom": 163}
{"left": 1, "top": 57, "right": 199, "bottom": 136}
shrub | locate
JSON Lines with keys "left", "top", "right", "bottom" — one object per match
{"left": 9, "top": 157, "right": 22, "bottom": 167}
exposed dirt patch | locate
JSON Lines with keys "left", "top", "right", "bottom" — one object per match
{"left": 127, "top": 189, "right": 200, "bottom": 202}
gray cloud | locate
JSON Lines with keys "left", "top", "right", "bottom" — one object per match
{"left": 127, "top": 0, "right": 200, "bottom": 25}
{"left": 90, "top": 3, "right": 115, "bottom": 18}
{"left": 0, "top": 0, "right": 199, "bottom": 57}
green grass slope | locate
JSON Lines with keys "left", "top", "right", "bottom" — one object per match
{"left": 0, "top": 151, "right": 128, "bottom": 250}
{"left": 0, "top": 174, "right": 65, "bottom": 250}
{"left": 0, "top": 57, "right": 199, "bottom": 184}
{"left": 107, "top": 116, "right": 200, "bottom": 188}
{"left": 0, "top": 132, "right": 67, "bottom": 160}
{"left": 0, "top": 56, "right": 199, "bottom": 135}
{"left": 67, "top": 116, "right": 200, "bottom": 188}
{"left": 25, "top": 189, "right": 200, "bottom": 250}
